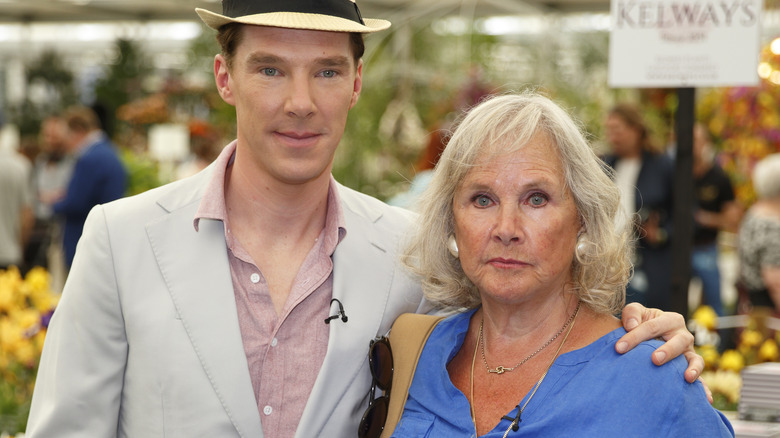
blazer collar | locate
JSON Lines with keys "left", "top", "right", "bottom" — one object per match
{"left": 146, "top": 179, "right": 264, "bottom": 438}
{"left": 296, "top": 185, "right": 396, "bottom": 435}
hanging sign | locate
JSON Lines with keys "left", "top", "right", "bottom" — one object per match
{"left": 609, "top": 0, "right": 763, "bottom": 87}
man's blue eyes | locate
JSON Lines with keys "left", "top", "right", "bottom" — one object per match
{"left": 258, "top": 69, "right": 338, "bottom": 77}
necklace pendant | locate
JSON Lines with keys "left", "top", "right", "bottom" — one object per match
{"left": 490, "top": 366, "right": 507, "bottom": 374}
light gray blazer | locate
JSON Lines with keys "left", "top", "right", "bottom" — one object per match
{"left": 26, "top": 164, "right": 427, "bottom": 437}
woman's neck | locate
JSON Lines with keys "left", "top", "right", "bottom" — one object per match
{"left": 752, "top": 198, "right": 780, "bottom": 220}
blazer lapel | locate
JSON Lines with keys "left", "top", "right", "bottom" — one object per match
{"left": 296, "top": 194, "right": 396, "bottom": 436}
{"left": 146, "top": 191, "right": 263, "bottom": 438}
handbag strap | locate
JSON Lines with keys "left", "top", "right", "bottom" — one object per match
{"left": 380, "top": 313, "right": 445, "bottom": 438}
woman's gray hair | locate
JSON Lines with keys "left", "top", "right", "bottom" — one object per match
{"left": 401, "top": 91, "right": 631, "bottom": 315}
{"left": 753, "top": 153, "right": 780, "bottom": 200}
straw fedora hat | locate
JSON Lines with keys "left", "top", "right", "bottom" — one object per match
{"left": 195, "top": 0, "right": 391, "bottom": 33}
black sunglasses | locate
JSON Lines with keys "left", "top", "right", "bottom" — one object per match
{"left": 357, "top": 337, "right": 394, "bottom": 438}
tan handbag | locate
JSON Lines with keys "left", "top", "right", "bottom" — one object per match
{"left": 380, "top": 313, "right": 445, "bottom": 438}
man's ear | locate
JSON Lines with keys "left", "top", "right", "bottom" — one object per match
{"left": 349, "top": 60, "right": 363, "bottom": 109}
{"left": 214, "top": 54, "right": 235, "bottom": 106}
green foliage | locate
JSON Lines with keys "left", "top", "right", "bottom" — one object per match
{"left": 186, "top": 23, "right": 221, "bottom": 74}
{"left": 120, "top": 148, "right": 162, "bottom": 197}
{"left": 0, "top": 363, "right": 32, "bottom": 434}
{"left": 5, "top": 50, "right": 78, "bottom": 137}
{"left": 336, "top": 24, "right": 502, "bottom": 200}
{"left": 93, "top": 39, "right": 153, "bottom": 134}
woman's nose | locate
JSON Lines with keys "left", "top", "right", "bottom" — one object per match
{"left": 493, "top": 207, "right": 523, "bottom": 244}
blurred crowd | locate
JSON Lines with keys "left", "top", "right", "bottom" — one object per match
{"left": 0, "top": 105, "right": 126, "bottom": 289}
{"left": 0, "top": 104, "right": 225, "bottom": 293}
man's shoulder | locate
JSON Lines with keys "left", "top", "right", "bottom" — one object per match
{"left": 102, "top": 167, "right": 210, "bottom": 218}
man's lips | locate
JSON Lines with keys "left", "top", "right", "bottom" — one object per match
{"left": 275, "top": 130, "right": 321, "bottom": 145}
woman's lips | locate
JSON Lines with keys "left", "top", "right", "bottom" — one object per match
{"left": 488, "top": 257, "right": 528, "bottom": 268}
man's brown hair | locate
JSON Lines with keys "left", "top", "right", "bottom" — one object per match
{"left": 63, "top": 106, "right": 100, "bottom": 134}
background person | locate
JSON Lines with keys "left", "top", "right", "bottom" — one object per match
{"left": 393, "top": 93, "right": 730, "bottom": 437}
{"left": 603, "top": 103, "right": 675, "bottom": 310}
{"left": 0, "top": 131, "right": 34, "bottom": 271}
{"left": 25, "top": 115, "right": 75, "bottom": 271}
{"left": 691, "top": 123, "right": 741, "bottom": 316}
{"left": 52, "top": 105, "right": 126, "bottom": 268}
{"left": 738, "top": 153, "right": 780, "bottom": 314}
{"left": 27, "top": 2, "right": 705, "bottom": 437}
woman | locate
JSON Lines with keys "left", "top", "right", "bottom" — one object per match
{"left": 603, "top": 104, "right": 675, "bottom": 309}
{"left": 739, "top": 153, "right": 780, "bottom": 313}
{"left": 394, "top": 93, "right": 732, "bottom": 436}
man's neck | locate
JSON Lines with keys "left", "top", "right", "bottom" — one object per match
{"left": 72, "top": 130, "right": 102, "bottom": 154}
{"left": 692, "top": 159, "right": 712, "bottom": 178}
{"left": 225, "top": 158, "right": 330, "bottom": 235}
{"left": 224, "top": 153, "right": 332, "bottom": 314}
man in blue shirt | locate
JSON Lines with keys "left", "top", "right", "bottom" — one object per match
{"left": 53, "top": 105, "right": 126, "bottom": 267}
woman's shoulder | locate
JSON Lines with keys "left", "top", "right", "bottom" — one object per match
{"left": 583, "top": 327, "right": 690, "bottom": 383}
{"left": 744, "top": 208, "right": 780, "bottom": 227}
{"left": 740, "top": 211, "right": 780, "bottom": 243}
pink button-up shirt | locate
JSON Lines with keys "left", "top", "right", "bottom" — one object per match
{"left": 194, "top": 142, "right": 345, "bottom": 437}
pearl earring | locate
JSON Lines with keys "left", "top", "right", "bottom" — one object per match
{"left": 447, "top": 234, "right": 459, "bottom": 258}
{"left": 575, "top": 234, "right": 589, "bottom": 262}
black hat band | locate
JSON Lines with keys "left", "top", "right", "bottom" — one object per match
{"left": 222, "top": 0, "right": 365, "bottom": 25}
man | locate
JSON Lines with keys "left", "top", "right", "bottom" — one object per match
{"left": 25, "top": 115, "right": 75, "bottom": 270}
{"left": 0, "top": 135, "right": 34, "bottom": 271}
{"left": 603, "top": 103, "right": 676, "bottom": 310}
{"left": 692, "top": 123, "right": 741, "bottom": 316}
{"left": 52, "top": 106, "right": 126, "bottom": 267}
{"left": 27, "top": 2, "right": 705, "bottom": 437}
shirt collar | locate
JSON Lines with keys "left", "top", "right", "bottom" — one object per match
{"left": 193, "top": 141, "right": 346, "bottom": 247}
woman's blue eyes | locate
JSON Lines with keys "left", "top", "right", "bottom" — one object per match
{"left": 530, "top": 194, "right": 547, "bottom": 206}
{"left": 476, "top": 195, "right": 491, "bottom": 207}
{"left": 472, "top": 193, "right": 548, "bottom": 207}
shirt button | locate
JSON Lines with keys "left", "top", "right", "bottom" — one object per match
{"left": 250, "top": 273, "right": 260, "bottom": 283}
{"left": 263, "top": 405, "right": 273, "bottom": 416}
{"left": 271, "top": 338, "right": 278, "bottom": 347}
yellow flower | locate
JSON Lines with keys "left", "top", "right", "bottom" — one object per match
{"left": 24, "top": 266, "right": 50, "bottom": 293}
{"left": 0, "top": 283, "right": 14, "bottom": 312}
{"left": 719, "top": 350, "right": 745, "bottom": 373}
{"left": 14, "top": 340, "right": 35, "bottom": 366}
{"left": 701, "top": 370, "right": 742, "bottom": 404}
{"left": 0, "top": 318, "right": 24, "bottom": 354}
{"left": 758, "top": 339, "right": 780, "bottom": 362}
{"left": 698, "top": 345, "right": 720, "bottom": 370}
{"left": 15, "top": 307, "right": 41, "bottom": 331}
{"left": 740, "top": 329, "right": 764, "bottom": 349}
{"left": 692, "top": 305, "right": 718, "bottom": 330}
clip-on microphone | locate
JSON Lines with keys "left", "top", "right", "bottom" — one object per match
{"left": 324, "top": 298, "right": 348, "bottom": 324}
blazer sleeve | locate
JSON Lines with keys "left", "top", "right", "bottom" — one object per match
{"left": 26, "top": 204, "right": 128, "bottom": 437}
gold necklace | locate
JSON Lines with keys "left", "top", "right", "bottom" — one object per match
{"left": 470, "top": 301, "right": 580, "bottom": 436}
{"left": 480, "top": 300, "right": 581, "bottom": 375}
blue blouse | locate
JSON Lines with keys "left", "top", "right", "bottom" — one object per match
{"left": 392, "top": 308, "right": 734, "bottom": 437}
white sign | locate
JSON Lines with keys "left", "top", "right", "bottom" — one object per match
{"left": 148, "top": 124, "right": 190, "bottom": 162}
{"left": 609, "top": 0, "right": 763, "bottom": 87}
